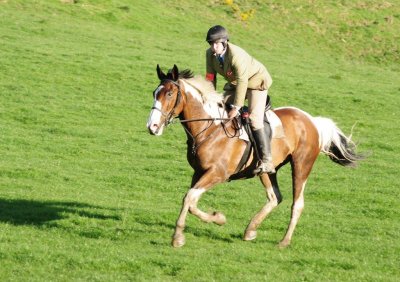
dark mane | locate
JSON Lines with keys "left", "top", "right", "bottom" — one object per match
{"left": 178, "top": 69, "right": 194, "bottom": 79}
{"left": 168, "top": 69, "right": 194, "bottom": 79}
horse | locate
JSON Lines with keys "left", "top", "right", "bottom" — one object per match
{"left": 147, "top": 64, "right": 363, "bottom": 248}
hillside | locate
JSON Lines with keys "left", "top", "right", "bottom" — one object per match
{"left": 0, "top": 0, "right": 399, "bottom": 280}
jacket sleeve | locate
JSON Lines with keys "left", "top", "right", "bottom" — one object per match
{"left": 206, "top": 49, "right": 217, "bottom": 89}
{"left": 232, "top": 55, "right": 249, "bottom": 107}
{"left": 264, "top": 68, "right": 273, "bottom": 90}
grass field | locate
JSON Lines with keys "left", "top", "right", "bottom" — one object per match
{"left": 1, "top": 0, "right": 399, "bottom": 281}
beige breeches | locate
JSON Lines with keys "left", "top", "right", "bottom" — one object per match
{"left": 224, "top": 89, "right": 268, "bottom": 130}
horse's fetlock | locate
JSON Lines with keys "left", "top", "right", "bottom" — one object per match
{"left": 172, "top": 233, "right": 186, "bottom": 248}
{"left": 213, "top": 212, "right": 226, "bottom": 225}
{"left": 188, "top": 206, "right": 197, "bottom": 215}
{"left": 244, "top": 230, "right": 257, "bottom": 241}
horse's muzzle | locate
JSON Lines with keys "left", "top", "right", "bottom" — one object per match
{"left": 147, "top": 123, "right": 164, "bottom": 136}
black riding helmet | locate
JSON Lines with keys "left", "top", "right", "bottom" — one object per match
{"left": 206, "top": 25, "right": 229, "bottom": 44}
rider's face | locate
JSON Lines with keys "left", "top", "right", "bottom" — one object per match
{"left": 211, "top": 42, "right": 225, "bottom": 55}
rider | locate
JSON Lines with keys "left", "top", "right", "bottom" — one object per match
{"left": 205, "top": 25, "right": 275, "bottom": 174}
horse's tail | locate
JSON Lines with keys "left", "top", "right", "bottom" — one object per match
{"left": 312, "top": 117, "right": 364, "bottom": 167}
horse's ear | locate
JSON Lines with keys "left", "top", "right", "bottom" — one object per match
{"left": 171, "top": 64, "right": 179, "bottom": 81}
{"left": 157, "top": 64, "right": 167, "bottom": 81}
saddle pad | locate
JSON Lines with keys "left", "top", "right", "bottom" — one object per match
{"left": 238, "top": 125, "right": 250, "bottom": 142}
{"left": 238, "top": 110, "right": 284, "bottom": 141}
{"left": 266, "top": 110, "right": 285, "bottom": 139}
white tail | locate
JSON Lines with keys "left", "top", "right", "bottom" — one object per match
{"left": 312, "top": 117, "right": 363, "bottom": 167}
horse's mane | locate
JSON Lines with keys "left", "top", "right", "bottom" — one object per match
{"left": 178, "top": 69, "right": 194, "bottom": 79}
{"left": 177, "top": 69, "right": 224, "bottom": 105}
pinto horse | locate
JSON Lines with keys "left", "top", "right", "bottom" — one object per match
{"left": 147, "top": 64, "right": 363, "bottom": 248}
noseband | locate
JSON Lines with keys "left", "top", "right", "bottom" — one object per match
{"left": 152, "top": 79, "right": 183, "bottom": 127}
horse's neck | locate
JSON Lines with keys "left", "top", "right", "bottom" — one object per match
{"left": 181, "top": 95, "right": 212, "bottom": 134}
{"left": 180, "top": 87, "right": 226, "bottom": 137}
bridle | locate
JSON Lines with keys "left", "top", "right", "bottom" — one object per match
{"left": 152, "top": 79, "right": 239, "bottom": 154}
{"left": 151, "top": 79, "right": 183, "bottom": 127}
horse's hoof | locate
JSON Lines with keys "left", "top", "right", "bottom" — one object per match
{"left": 243, "top": 230, "right": 257, "bottom": 241}
{"left": 172, "top": 234, "right": 185, "bottom": 248}
{"left": 213, "top": 212, "right": 226, "bottom": 225}
{"left": 278, "top": 239, "right": 290, "bottom": 249}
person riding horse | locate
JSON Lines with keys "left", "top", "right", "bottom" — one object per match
{"left": 148, "top": 64, "right": 363, "bottom": 248}
{"left": 205, "top": 25, "right": 275, "bottom": 175}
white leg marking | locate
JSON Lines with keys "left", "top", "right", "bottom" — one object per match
{"left": 280, "top": 181, "right": 307, "bottom": 247}
{"left": 186, "top": 188, "right": 206, "bottom": 205}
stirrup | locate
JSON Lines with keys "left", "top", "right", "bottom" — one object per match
{"left": 254, "top": 160, "right": 276, "bottom": 175}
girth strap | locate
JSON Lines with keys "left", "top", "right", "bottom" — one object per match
{"left": 229, "top": 115, "right": 254, "bottom": 179}
{"left": 232, "top": 138, "right": 252, "bottom": 176}
{"left": 229, "top": 107, "right": 272, "bottom": 179}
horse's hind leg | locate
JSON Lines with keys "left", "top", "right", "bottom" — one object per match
{"left": 278, "top": 180, "right": 306, "bottom": 248}
{"left": 279, "top": 156, "right": 316, "bottom": 248}
{"left": 244, "top": 173, "right": 282, "bottom": 241}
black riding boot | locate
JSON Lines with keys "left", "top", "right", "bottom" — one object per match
{"left": 252, "top": 126, "right": 275, "bottom": 175}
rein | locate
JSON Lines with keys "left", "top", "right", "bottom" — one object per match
{"left": 167, "top": 81, "right": 238, "bottom": 155}
{"left": 159, "top": 79, "right": 239, "bottom": 154}
{"left": 178, "top": 117, "right": 230, "bottom": 123}
{"left": 177, "top": 117, "right": 239, "bottom": 155}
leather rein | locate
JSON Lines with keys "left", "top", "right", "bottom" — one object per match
{"left": 153, "top": 79, "right": 240, "bottom": 154}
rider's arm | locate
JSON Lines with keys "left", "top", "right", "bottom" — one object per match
{"left": 205, "top": 49, "right": 217, "bottom": 89}
{"left": 232, "top": 55, "right": 249, "bottom": 108}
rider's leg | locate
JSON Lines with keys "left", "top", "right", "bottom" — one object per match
{"left": 248, "top": 90, "right": 275, "bottom": 174}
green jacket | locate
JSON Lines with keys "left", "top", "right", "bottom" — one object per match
{"left": 206, "top": 42, "right": 272, "bottom": 107}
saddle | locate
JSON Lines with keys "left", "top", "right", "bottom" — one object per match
{"left": 230, "top": 96, "right": 284, "bottom": 179}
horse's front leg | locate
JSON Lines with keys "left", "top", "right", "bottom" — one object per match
{"left": 172, "top": 169, "right": 225, "bottom": 248}
{"left": 189, "top": 201, "right": 226, "bottom": 225}
{"left": 172, "top": 188, "right": 204, "bottom": 248}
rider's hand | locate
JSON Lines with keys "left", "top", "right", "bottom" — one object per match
{"left": 228, "top": 107, "right": 239, "bottom": 119}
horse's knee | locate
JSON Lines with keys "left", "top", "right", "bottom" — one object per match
{"left": 188, "top": 206, "right": 195, "bottom": 214}
{"left": 184, "top": 188, "right": 205, "bottom": 205}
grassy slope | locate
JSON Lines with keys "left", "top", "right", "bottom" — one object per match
{"left": 0, "top": 0, "right": 399, "bottom": 280}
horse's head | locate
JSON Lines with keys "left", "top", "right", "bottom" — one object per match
{"left": 147, "top": 64, "right": 184, "bottom": 135}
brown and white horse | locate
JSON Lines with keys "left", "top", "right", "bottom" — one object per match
{"left": 147, "top": 65, "right": 363, "bottom": 248}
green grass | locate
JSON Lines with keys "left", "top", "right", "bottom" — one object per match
{"left": 0, "top": 0, "right": 399, "bottom": 280}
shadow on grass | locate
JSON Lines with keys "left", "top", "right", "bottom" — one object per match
{"left": 133, "top": 214, "right": 241, "bottom": 244}
{"left": 0, "top": 198, "right": 120, "bottom": 226}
